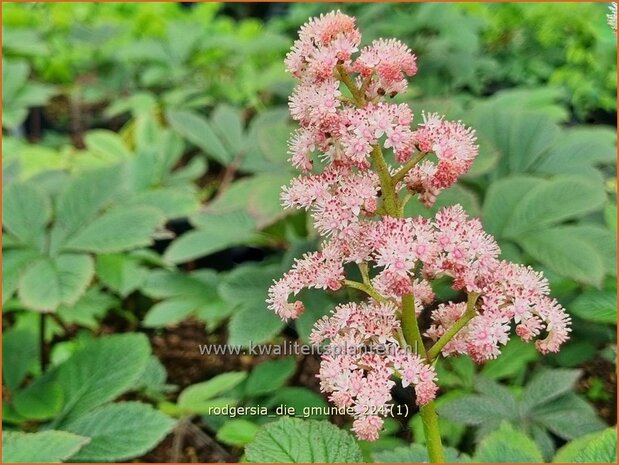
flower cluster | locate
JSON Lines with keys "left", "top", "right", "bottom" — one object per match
{"left": 268, "top": 10, "right": 570, "bottom": 441}
{"left": 311, "top": 301, "right": 437, "bottom": 441}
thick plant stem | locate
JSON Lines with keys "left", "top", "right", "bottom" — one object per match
{"left": 420, "top": 403, "right": 446, "bottom": 463}
{"left": 401, "top": 294, "right": 445, "bottom": 463}
{"left": 401, "top": 294, "right": 425, "bottom": 356}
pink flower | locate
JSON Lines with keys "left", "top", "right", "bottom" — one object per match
{"left": 354, "top": 38, "right": 418, "bottom": 96}
{"left": 266, "top": 249, "right": 344, "bottom": 320}
{"left": 285, "top": 11, "right": 361, "bottom": 81}
{"left": 311, "top": 300, "right": 439, "bottom": 439}
{"left": 412, "top": 113, "right": 478, "bottom": 188}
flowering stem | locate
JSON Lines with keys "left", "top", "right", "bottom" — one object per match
{"left": 370, "top": 145, "right": 400, "bottom": 215}
{"left": 357, "top": 262, "right": 371, "bottom": 286}
{"left": 401, "top": 293, "right": 445, "bottom": 463}
{"left": 401, "top": 294, "right": 425, "bottom": 356}
{"left": 337, "top": 52, "right": 444, "bottom": 464}
{"left": 427, "top": 292, "right": 479, "bottom": 362}
{"left": 392, "top": 151, "right": 427, "bottom": 185}
{"left": 344, "top": 279, "right": 388, "bottom": 304}
{"left": 336, "top": 64, "right": 365, "bottom": 105}
{"left": 419, "top": 403, "right": 445, "bottom": 463}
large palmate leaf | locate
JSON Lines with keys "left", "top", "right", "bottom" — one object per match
{"left": 245, "top": 417, "right": 363, "bottom": 463}
{"left": 95, "top": 254, "right": 148, "bottom": 297}
{"left": 471, "top": 104, "right": 559, "bottom": 174}
{"left": 503, "top": 176, "right": 606, "bottom": 237}
{"left": 482, "top": 176, "right": 544, "bottom": 236}
{"left": 63, "top": 205, "right": 164, "bottom": 254}
{"left": 55, "top": 334, "right": 151, "bottom": 424}
{"left": 51, "top": 166, "right": 124, "bottom": 249}
{"left": 2, "top": 327, "right": 38, "bottom": 391}
{"left": 517, "top": 227, "right": 605, "bottom": 287}
{"left": 438, "top": 371, "right": 605, "bottom": 456}
{"left": 85, "top": 130, "right": 132, "bottom": 161}
{"left": 62, "top": 402, "right": 175, "bottom": 462}
{"left": 2, "top": 248, "right": 41, "bottom": 304}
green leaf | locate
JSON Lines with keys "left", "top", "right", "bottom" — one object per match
{"left": 472, "top": 106, "right": 559, "bottom": 174}
{"left": 517, "top": 227, "right": 605, "bottom": 286}
{"left": 245, "top": 358, "right": 296, "bottom": 397}
{"left": 64, "top": 205, "right": 163, "bottom": 253}
{"left": 570, "top": 290, "right": 616, "bottom": 324}
{"left": 532, "top": 393, "right": 606, "bottom": 440}
{"left": 143, "top": 298, "right": 198, "bottom": 327}
{"left": 536, "top": 127, "right": 617, "bottom": 174}
{"left": 52, "top": 166, "right": 123, "bottom": 247}
{"left": 481, "top": 339, "right": 539, "bottom": 380}
{"left": 196, "top": 173, "right": 293, "bottom": 229}
{"left": 265, "top": 388, "right": 329, "bottom": 419}
{"left": 374, "top": 444, "right": 464, "bottom": 463}
{"left": 553, "top": 428, "right": 617, "bottom": 463}
{"left": 2, "top": 182, "right": 51, "bottom": 247}
{"left": 566, "top": 224, "right": 617, "bottom": 276}
{"left": 482, "top": 176, "right": 544, "bottom": 236}
{"left": 164, "top": 211, "right": 257, "bottom": 263}
{"left": 218, "top": 263, "right": 278, "bottom": 305}
{"left": 18, "top": 254, "right": 94, "bottom": 312}
{"left": 125, "top": 187, "right": 199, "bottom": 220}
{"left": 210, "top": 104, "right": 244, "bottom": 156}
{"left": 166, "top": 109, "right": 231, "bottom": 164}
{"left": 2, "top": 431, "right": 89, "bottom": 463}
{"left": 62, "top": 402, "right": 175, "bottom": 462}
{"left": 55, "top": 333, "right": 151, "bottom": 424}
{"left": 228, "top": 303, "right": 285, "bottom": 347}
{"left": 95, "top": 254, "right": 147, "bottom": 297}
{"left": 216, "top": 419, "right": 260, "bottom": 447}
{"left": 178, "top": 372, "right": 247, "bottom": 411}
{"left": 2, "top": 328, "right": 38, "bottom": 390}
{"left": 438, "top": 394, "right": 516, "bottom": 426}
{"left": 85, "top": 130, "right": 132, "bottom": 161}
{"left": 474, "top": 422, "right": 543, "bottom": 463}
{"left": 141, "top": 269, "right": 203, "bottom": 298}
{"left": 57, "top": 287, "right": 118, "bottom": 329}
{"left": 13, "top": 378, "right": 63, "bottom": 421}
{"left": 245, "top": 417, "right": 363, "bottom": 463}
{"left": 504, "top": 176, "right": 606, "bottom": 237}
{"left": 2, "top": 248, "right": 40, "bottom": 304}
{"left": 521, "top": 369, "right": 581, "bottom": 412}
